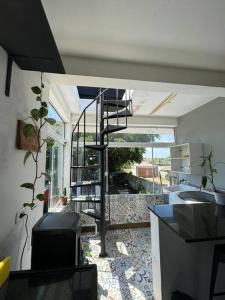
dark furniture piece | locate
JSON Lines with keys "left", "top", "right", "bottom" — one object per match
{"left": 31, "top": 212, "right": 81, "bottom": 270}
{"left": 209, "top": 244, "right": 225, "bottom": 300}
{"left": 5, "top": 265, "right": 97, "bottom": 300}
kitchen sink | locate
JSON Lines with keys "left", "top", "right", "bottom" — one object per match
{"left": 178, "top": 191, "right": 215, "bottom": 203}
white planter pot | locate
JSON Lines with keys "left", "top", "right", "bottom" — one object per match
{"left": 214, "top": 191, "right": 225, "bottom": 205}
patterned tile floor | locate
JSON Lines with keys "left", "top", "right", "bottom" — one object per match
{"left": 81, "top": 228, "right": 153, "bottom": 300}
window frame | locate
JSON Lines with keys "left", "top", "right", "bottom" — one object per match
{"left": 46, "top": 103, "right": 66, "bottom": 210}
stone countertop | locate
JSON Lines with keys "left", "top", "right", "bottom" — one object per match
{"left": 148, "top": 202, "right": 225, "bottom": 243}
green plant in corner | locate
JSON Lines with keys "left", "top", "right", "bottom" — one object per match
{"left": 201, "top": 149, "right": 225, "bottom": 205}
{"left": 20, "top": 75, "right": 56, "bottom": 209}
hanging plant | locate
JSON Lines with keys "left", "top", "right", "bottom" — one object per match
{"left": 20, "top": 75, "right": 56, "bottom": 209}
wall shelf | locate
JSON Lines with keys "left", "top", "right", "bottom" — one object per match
{"left": 0, "top": 0, "right": 65, "bottom": 75}
{"left": 170, "top": 143, "right": 203, "bottom": 175}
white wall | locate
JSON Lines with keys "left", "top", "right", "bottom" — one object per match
{"left": 176, "top": 97, "right": 225, "bottom": 189}
{"left": 0, "top": 47, "right": 49, "bottom": 270}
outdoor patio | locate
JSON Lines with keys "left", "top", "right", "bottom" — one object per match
{"left": 81, "top": 228, "right": 152, "bottom": 300}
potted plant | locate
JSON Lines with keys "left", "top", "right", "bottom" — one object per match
{"left": 201, "top": 150, "right": 225, "bottom": 205}
{"left": 60, "top": 187, "right": 67, "bottom": 205}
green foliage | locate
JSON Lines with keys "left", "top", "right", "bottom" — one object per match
{"left": 39, "top": 106, "right": 48, "bottom": 118}
{"left": 20, "top": 183, "right": 34, "bottom": 190}
{"left": 23, "top": 203, "right": 35, "bottom": 209}
{"left": 36, "top": 193, "right": 45, "bottom": 201}
{"left": 44, "top": 118, "right": 56, "bottom": 125}
{"left": 108, "top": 147, "right": 145, "bottom": 172}
{"left": 31, "top": 109, "right": 39, "bottom": 121}
{"left": 24, "top": 151, "right": 32, "bottom": 165}
{"left": 20, "top": 80, "right": 56, "bottom": 209}
{"left": 31, "top": 86, "right": 41, "bottom": 94}
{"left": 23, "top": 123, "right": 34, "bottom": 137}
{"left": 200, "top": 149, "right": 225, "bottom": 191}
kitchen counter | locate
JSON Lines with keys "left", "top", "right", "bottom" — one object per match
{"left": 148, "top": 202, "right": 225, "bottom": 243}
{"left": 149, "top": 202, "right": 225, "bottom": 300}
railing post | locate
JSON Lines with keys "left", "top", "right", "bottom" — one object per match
{"left": 99, "top": 89, "right": 107, "bottom": 257}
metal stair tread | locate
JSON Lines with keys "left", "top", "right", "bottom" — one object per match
{"left": 104, "top": 109, "right": 132, "bottom": 119}
{"left": 102, "top": 125, "right": 127, "bottom": 134}
{"left": 103, "top": 100, "right": 131, "bottom": 112}
{"left": 82, "top": 208, "right": 101, "bottom": 220}
{"left": 71, "top": 195, "right": 101, "bottom": 203}
{"left": 71, "top": 164, "right": 100, "bottom": 169}
{"left": 85, "top": 145, "right": 107, "bottom": 150}
{"left": 71, "top": 180, "right": 101, "bottom": 188}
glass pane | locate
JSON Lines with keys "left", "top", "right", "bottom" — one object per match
{"left": 152, "top": 148, "right": 171, "bottom": 193}
{"left": 48, "top": 104, "right": 64, "bottom": 137}
{"left": 45, "top": 141, "right": 64, "bottom": 208}
{"left": 107, "top": 128, "right": 175, "bottom": 144}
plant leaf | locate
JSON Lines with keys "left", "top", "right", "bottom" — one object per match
{"left": 24, "top": 151, "right": 32, "bottom": 165}
{"left": 36, "top": 96, "right": 41, "bottom": 101}
{"left": 31, "top": 108, "right": 39, "bottom": 121}
{"left": 41, "top": 172, "right": 51, "bottom": 181}
{"left": 36, "top": 193, "right": 45, "bottom": 201}
{"left": 201, "top": 176, "right": 208, "bottom": 188}
{"left": 20, "top": 182, "right": 34, "bottom": 190}
{"left": 41, "top": 82, "right": 45, "bottom": 88}
{"left": 31, "top": 86, "right": 41, "bottom": 94}
{"left": 44, "top": 118, "right": 56, "bottom": 125}
{"left": 41, "top": 101, "right": 47, "bottom": 108}
{"left": 23, "top": 202, "right": 35, "bottom": 208}
{"left": 23, "top": 123, "right": 34, "bottom": 137}
{"left": 39, "top": 107, "right": 48, "bottom": 118}
{"left": 44, "top": 137, "right": 55, "bottom": 147}
{"left": 212, "top": 169, "right": 217, "bottom": 173}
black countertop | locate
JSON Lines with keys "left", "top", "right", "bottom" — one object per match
{"left": 148, "top": 203, "right": 225, "bottom": 243}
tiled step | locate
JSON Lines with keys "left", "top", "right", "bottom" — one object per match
{"left": 82, "top": 208, "right": 101, "bottom": 220}
{"left": 102, "top": 125, "right": 127, "bottom": 135}
{"left": 104, "top": 109, "right": 132, "bottom": 119}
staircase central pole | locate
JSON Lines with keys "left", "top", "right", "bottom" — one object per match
{"left": 99, "top": 89, "right": 107, "bottom": 257}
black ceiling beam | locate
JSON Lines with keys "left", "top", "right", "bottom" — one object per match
{"left": 0, "top": 0, "right": 65, "bottom": 74}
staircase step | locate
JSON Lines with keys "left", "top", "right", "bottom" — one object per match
{"left": 71, "top": 181, "right": 101, "bottom": 188}
{"left": 103, "top": 100, "right": 130, "bottom": 112}
{"left": 102, "top": 125, "right": 127, "bottom": 135}
{"left": 85, "top": 145, "right": 107, "bottom": 151}
{"left": 71, "top": 164, "right": 100, "bottom": 169}
{"left": 104, "top": 109, "right": 132, "bottom": 119}
{"left": 71, "top": 195, "right": 101, "bottom": 203}
{"left": 82, "top": 208, "right": 101, "bottom": 220}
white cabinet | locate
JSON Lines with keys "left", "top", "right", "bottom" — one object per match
{"left": 170, "top": 143, "right": 203, "bottom": 174}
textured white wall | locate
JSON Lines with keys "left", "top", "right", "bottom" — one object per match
{"left": 0, "top": 47, "right": 49, "bottom": 270}
{"left": 176, "top": 97, "right": 225, "bottom": 189}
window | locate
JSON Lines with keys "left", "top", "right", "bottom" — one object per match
{"left": 45, "top": 104, "right": 65, "bottom": 209}
{"left": 106, "top": 128, "right": 174, "bottom": 195}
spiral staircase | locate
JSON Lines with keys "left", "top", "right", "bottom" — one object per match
{"left": 70, "top": 88, "right": 133, "bottom": 257}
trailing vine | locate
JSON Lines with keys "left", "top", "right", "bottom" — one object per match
{"left": 20, "top": 74, "right": 55, "bottom": 209}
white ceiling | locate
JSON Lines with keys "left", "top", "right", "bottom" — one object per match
{"left": 130, "top": 90, "right": 215, "bottom": 117}
{"left": 42, "top": 0, "right": 225, "bottom": 71}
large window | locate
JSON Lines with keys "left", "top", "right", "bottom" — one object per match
{"left": 45, "top": 105, "right": 65, "bottom": 209}
{"left": 107, "top": 127, "right": 174, "bottom": 195}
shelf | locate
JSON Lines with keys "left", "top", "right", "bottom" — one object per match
{"left": 0, "top": 0, "right": 65, "bottom": 73}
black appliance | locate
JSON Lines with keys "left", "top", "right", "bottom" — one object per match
{"left": 31, "top": 212, "right": 81, "bottom": 270}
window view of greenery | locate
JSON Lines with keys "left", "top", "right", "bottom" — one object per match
{"left": 48, "top": 104, "right": 64, "bottom": 137}
{"left": 108, "top": 147, "right": 171, "bottom": 195}
{"left": 74, "top": 129, "right": 173, "bottom": 195}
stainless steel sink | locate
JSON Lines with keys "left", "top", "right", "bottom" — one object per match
{"left": 178, "top": 191, "right": 215, "bottom": 203}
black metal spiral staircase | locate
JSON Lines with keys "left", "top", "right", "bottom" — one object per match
{"left": 70, "top": 88, "right": 133, "bottom": 257}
